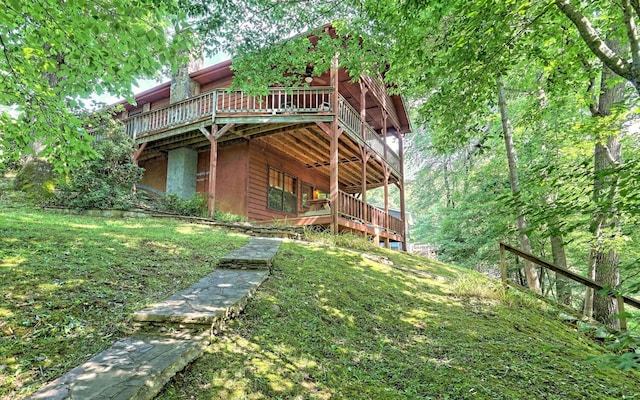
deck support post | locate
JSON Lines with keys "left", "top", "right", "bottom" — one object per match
{"left": 359, "top": 81, "right": 370, "bottom": 237}
{"left": 330, "top": 54, "right": 341, "bottom": 234}
{"left": 398, "top": 132, "right": 407, "bottom": 251}
{"left": 207, "top": 126, "right": 218, "bottom": 218}
{"left": 382, "top": 113, "right": 390, "bottom": 248}
{"left": 383, "top": 166, "right": 390, "bottom": 248}
{"left": 131, "top": 142, "right": 147, "bottom": 194}
{"left": 361, "top": 150, "right": 370, "bottom": 238}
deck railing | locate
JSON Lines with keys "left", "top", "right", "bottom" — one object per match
{"left": 361, "top": 75, "right": 401, "bottom": 130}
{"left": 216, "top": 87, "right": 333, "bottom": 114}
{"left": 125, "top": 91, "right": 217, "bottom": 138}
{"left": 337, "top": 191, "right": 404, "bottom": 235}
{"left": 122, "top": 87, "right": 400, "bottom": 174}
{"left": 337, "top": 96, "right": 401, "bottom": 174}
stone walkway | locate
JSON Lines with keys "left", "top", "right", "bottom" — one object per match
{"left": 28, "top": 238, "right": 282, "bottom": 400}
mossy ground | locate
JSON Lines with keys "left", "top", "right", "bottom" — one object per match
{"left": 159, "top": 243, "right": 639, "bottom": 399}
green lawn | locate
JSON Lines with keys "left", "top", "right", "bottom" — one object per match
{"left": 0, "top": 194, "right": 248, "bottom": 398}
{"left": 159, "top": 243, "right": 640, "bottom": 399}
{"left": 1, "top": 186, "right": 638, "bottom": 399}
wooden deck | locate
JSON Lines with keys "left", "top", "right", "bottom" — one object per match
{"left": 121, "top": 87, "right": 401, "bottom": 177}
{"left": 256, "top": 190, "right": 404, "bottom": 243}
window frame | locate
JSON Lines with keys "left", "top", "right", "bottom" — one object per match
{"left": 267, "top": 166, "right": 298, "bottom": 214}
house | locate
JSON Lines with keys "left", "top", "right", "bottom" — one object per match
{"left": 114, "top": 30, "right": 412, "bottom": 250}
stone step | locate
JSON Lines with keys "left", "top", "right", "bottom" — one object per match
{"left": 28, "top": 330, "right": 209, "bottom": 400}
{"left": 217, "top": 238, "right": 282, "bottom": 269}
{"left": 132, "top": 269, "right": 269, "bottom": 324}
{"left": 27, "top": 237, "right": 282, "bottom": 400}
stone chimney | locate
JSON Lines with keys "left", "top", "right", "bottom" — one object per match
{"left": 169, "top": 52, "right": 203, "bottom": 104}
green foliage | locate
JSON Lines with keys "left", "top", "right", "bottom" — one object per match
{"left": 158, "top": 193, "right": 207, "bottom": 217}
{"left": 213, "top": 209, "right": 247, "bottom": 223}
{"left": 13, "top": 159, "right": 57, "bottom": 203}
{"left": 53, "top": 119, "right": 143, "bottom": 210}
{"left": 450, "top": 273, "right": 506, "bottom": 300}
{"left": 0, "top": 0, "right": 192, "bottom": 172}
{"left": 303, "top": 228, "right": 379, "bottom": 252}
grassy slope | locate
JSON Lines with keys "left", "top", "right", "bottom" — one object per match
{"left": 0, "top": 197, "right": 248, "bottom": 398}
{"left": 0, "top": 188, "right": 638, "bottom": 399}
{"left": 159, "top": 243, "right": 639, "bottom": 400}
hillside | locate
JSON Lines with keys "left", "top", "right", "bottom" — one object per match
{"left": 157, "top": 241, "right": 639, "bottom": 400}
{"left": 0, "top": 191, "right": 638, "bottom": 399}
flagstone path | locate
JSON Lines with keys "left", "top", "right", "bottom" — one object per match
{"left": 27, "top": 238, "right": 282, "bottom": 400}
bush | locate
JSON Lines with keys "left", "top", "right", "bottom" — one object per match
{"left": 13, "top": 159, "right": 57, "bottom": 203}
{"left": 158, "top": 193, "right": 207, "bottom": 217}
{"left": 214, "top": 209, "right": 247, "bottom": 223}
{"left": 54, "top": 119, "right": 143, "bottom": 209}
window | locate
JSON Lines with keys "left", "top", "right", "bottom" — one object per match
{"left": 301, "top": 182, "right": 314, "bottom": 209}
{"left": 268, "top": 167, "right": 297, "bottom": 214}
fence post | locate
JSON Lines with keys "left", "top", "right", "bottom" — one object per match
{"left": 616, "top": 296, "right": 627, "bottom": 332}
{"left": 500, "top": 243, "right": 507, "bottom": 285}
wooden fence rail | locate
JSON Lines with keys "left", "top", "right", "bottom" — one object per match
{"left": 499, "top": 242, "right": 640, "bottom": 332}
{"left": 336, "top": 191, "right": 403, "bottom": 236}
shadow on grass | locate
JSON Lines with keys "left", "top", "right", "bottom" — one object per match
{"left": 158, "top": 242, "right": 640, "bottom": 400}
{"left": 0, "top": 208, "right": 248, "bottom": 399}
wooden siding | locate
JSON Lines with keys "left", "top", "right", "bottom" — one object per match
{"left": 247, "top": 137, "right": 333, "bottom": 222}
{"left": 139, "top": 157, "right": 168, "bottom": 193}
{"left": 200, "top": 77, "right": 233, "bottom": 94}
{"left": 196, "top": 142, "right": 249, "bottom": 217}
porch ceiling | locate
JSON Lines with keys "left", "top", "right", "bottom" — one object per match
{"left": 136, "top": 121, "right": 398, "bottom": 191}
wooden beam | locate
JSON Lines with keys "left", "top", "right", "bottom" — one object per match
{"left": 235, "top": 122, "right": 304, "bottom": 137}
{"left": 315, "top": 121, "right": 332, "bottom": 136}
{"left": 383, "top": 165, "right": 390, "bottom": 249}
{"left": 500, "top": 242, "right": 640, "bottom": 310}
{"left": 207, "top": 126, "right": 218, "bottom": 218}
{"left": 214, "top": 114, "right": 333, "bottom": 125}
{"left": 199, "top": 126, "right": 210, "bottom": 139}
{"left": 132, "top": 142, "right": 147, "bottom": 164}
{"left": 214, "top": 123, "right": 235, "bottom": 140}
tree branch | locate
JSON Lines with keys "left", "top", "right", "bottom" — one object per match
{"left": 631, "top": 0, "right": 640, "bottom": 21}
{"left": 554, "top": 0, "right": 630, "bottom": 80}
{"left": 622, "top": 0, "right": 640, "bottom": 71}
{"left": 0, "top": 34, "right": 16, "bottom": 77}
{"left": 603, "top": 144, "right": 621, "bottom": 166}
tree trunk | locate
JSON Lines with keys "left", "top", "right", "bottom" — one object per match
{"left": 550, "top": 233, "right": 572, "bottom": 305}
{"left": 497, "top": 76, "right": 541, "bottom": 294}
{"left": 589, "top": 43, "right": 625, "bottom": 329}
{"left": 443, "top": 157, "right": 454, "bottom": 208}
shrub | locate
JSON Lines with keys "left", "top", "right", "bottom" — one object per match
{"left": 13, "top": 159, "right": 57, "bottom": 203}
{"left": 158, "top": 193, "right": 207, "bottom": 217}
{"left": 54, "top": 119, "right": 143, "bottom": 209}
{"left": 214, "top": 209, "right": 247, "bottom": 223}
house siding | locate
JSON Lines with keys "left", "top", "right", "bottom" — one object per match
{"left": 247, "top": 137, "right": 331, "bottom": 221}
{"left": 195, "top": 142, "right": 249, "bottom": 217}
{"left": 139, "top": 157, "right": 168, "bottom": 193}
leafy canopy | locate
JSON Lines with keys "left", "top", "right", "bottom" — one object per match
{"left": 0, "top": 0, "right": 191, "bottom": 170}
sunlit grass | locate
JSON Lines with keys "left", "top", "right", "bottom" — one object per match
{"left": 158, "top": 242, "right": 640, "bottom": 400}
{"left": 0, "top": 197, "right": 248, "bottom": 399}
